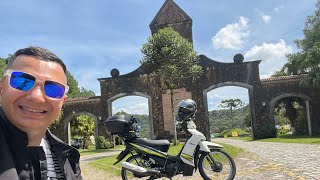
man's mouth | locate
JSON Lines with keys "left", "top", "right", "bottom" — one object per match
{"left": 19, "top": 106, "right": 48, "bottom": 114}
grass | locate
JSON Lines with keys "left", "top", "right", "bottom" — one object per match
{"left": 86, "top": 142, "right": 242, "bottom": 177}
{"left": 79, "top": 145, "right": 125, "bottom": 156}
{"left": 230, "top": 134, "right": 320, "bottom": 144}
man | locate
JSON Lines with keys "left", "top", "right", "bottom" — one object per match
{"left": 0, "top": 47, "right": 82, "bottom": 179}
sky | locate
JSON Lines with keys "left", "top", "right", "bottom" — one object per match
{"left": 0, "top": 0, "right": 317, "bottom": 114}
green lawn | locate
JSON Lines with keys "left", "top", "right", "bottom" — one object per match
{"left": 86, "top": 142, "right": 242, "bottom": 177}
{"left": 79, "top": 145, "right": 125, "bottom": 156}
{"left": 231, "top": 134, "right": 320, "bottom": 144}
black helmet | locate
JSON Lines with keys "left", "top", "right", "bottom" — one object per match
{"left": 177, "top": 99, "right": 197, "bottom": 121}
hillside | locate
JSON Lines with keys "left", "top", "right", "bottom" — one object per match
{"left": 129, "top": 105, "right": 251, "bottom": 138}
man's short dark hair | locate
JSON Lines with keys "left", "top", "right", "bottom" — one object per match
{"left": 6, "top": 46, "right": 67, "bottom": 73}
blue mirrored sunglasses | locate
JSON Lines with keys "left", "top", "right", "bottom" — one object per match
{"left": 3, "top": 69, "right": 69, "bottom": 99}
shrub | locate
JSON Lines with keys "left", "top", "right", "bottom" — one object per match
{"left": 278, "top": 126, "right": 290, "bottom": 135}
{"left": 221, "top": 128, "right": 250, "bottom": 137}
{"left": 95, "top": 136, "right": 113, "bottom": 149}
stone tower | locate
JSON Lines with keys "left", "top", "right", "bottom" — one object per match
{"left": 149, "top": 0, "right": 193, "bottom": 43}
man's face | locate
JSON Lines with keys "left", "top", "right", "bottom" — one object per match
{"left": 0, "top": 55, "right": 68, "bottom": 134}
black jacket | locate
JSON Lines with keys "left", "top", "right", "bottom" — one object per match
{"left": 0, "top": 109, "right": 82, "bottom": 180}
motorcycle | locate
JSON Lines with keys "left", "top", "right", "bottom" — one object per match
{"left": 104, "top": 99, "right": 236, "bottom": 180}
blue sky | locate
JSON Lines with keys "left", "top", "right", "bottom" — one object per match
{"left": 0, "top": 0, "right": 317, "bottom": 114}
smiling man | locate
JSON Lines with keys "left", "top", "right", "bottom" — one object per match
{"left": 0, "top": 47, "right": 82, "bottom": 180}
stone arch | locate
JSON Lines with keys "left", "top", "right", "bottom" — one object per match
{"left": 269, "top": 93, "right": 312, "bottom": 136}
{"left": 107, "top": 92, "right": 154, "bottom": 139}
{"left": 63, "top": 112, "right": 99, "bottom": 145}
{"left": 203, "top": 81, "right": 256, "bottom": 134}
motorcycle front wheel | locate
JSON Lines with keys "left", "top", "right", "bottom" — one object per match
{"left": 198, "top": 150, "right": 236, "bottom": 180}
{"left": 121, "top": 154, "right": 154, "bottom": 180}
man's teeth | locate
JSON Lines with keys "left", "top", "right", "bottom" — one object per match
{"left": 21, "top": 106, "right": 45, "bottom": 113}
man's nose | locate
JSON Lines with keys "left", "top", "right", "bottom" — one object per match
{"left": 25, "top": 85, "right": 46, "bottom": 102}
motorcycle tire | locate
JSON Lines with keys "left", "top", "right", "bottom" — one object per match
{"left": 198, "top": 150, "right": 236, "bottom": 180}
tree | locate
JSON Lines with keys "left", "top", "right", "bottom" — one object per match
{"left": 218, "top": 99, "right": 243, "bottom": 129}
{"left": 71, "top": 115, "right": 94, "bottom": 149}
{"left": 274, "top": 97, "right": 306, "bottom": 134}
{"left": 79, "top": 87, "right": 95, "bottom": 98}
{"left": 140, "top": 27, "right": 203, "bottom": 144}
{"left": 66, "top": 71, "right": 81, "bottom": 98}
{"left": 281, "top": 1, "right": 320, "bottom": 88}
{"left": 0, "top": 57, "right": 5, "bottom": 77}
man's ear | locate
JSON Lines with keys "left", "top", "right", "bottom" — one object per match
{"left": 63, "top": 95, "right": 68, "bottom": 103}
{"left": 0, "top": 79, "right": 3, "bottom": 95}
{"left": 0, "top": 79, "right": 3, "bottom": 105}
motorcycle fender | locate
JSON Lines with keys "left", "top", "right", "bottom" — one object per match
{"left": 113, "top": 148, "right": 131, "bottom": 165}
{"left": 198, "top": 141, "right": 223, "bottom": 152}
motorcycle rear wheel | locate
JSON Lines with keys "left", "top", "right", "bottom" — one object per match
{"left": 198, "top": 150, "right": 236, "bottom": 180}
{"left": 121, "top": 154, "right": 154, "bottom": 180}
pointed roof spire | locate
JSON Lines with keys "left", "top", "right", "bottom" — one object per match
{"left": 150, "top": 0, "right": 193, "bottom": 43}
{"left": 150, "top": 0, "right": 192, "bottom": 27}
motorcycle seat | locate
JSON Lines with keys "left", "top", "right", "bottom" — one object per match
{"left": 134, "top": 138, "right": 170, "bottom": 152}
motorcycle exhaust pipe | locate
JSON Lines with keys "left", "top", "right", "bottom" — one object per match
{"left": 122, "top": 162, "right": 160, "bottom": 176}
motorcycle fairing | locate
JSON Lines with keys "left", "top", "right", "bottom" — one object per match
{"left": 180, "top": 129, "right": 206, "bottom": 166}
{"left": 130, "top": 143, "right": 168, "bottom": 159}
{"left": 199, "top": 141, "right": 223, "bottom": 152}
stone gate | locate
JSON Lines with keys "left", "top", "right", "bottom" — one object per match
{"left": 53, "top": 0, "right": 320, "bottom": 143}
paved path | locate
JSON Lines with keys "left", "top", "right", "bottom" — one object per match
{"left": 80, "top": 149, "right": 122, "bottom": 164}
{"left": 213, "top": 138, "right": 320, "bottom": 180}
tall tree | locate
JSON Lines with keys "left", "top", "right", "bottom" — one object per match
{"left": 66, "top": 71, "right": 81, "bottom": 98}
{"left": 140, "top": 27, "right": 203, "bottom": 144}
{"left": 71, "top": 115, "right": 94, "bottom": 149}
{"left": 282, "top": 1, "right": 320, "bottom": 88}
{"left": 219, "top": 99, "right": 243, "bottom": 129}
{"left": 0, "top": 57, "right": 5, "bottom": 77}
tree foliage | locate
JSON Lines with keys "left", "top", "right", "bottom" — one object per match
{"left": 274, "top": 97, "right": 308, "bottom": 135}
{"left": 140, "top": 27, "right": 203, "bottom": 144}
{"left": 140, "top": 27, "right": 203, "bottom": 88}
{"left": 66, "top": 72, "right": 95, "bottom": 98}
{"left": 280, "top": 1, "right": 320, "bottom": 88}
{"left": 0, "top": 57, "right": 5, "bottom": 77}
{"left": 71, "top": 115, "right": 94, "bottom": 149}
{"left": 218, "top": 99, "right": 244, "bottom": 129}
{"left": 209, "top": 105, "right": 251, "bottom": 133}
{"left": 66, "top": 71, "right": 81, "bottom": 98}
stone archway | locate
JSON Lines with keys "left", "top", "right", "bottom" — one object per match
{"left": 269, "top": 93, "right": 312, "bottom": 136}
{"left": 63, "top": 112, "right": 99, "bottom": 145}
{"left": 203, "top": 81, "right": 256, "bottom": 135}
{"left": 107, "top": 92, "right": 155, "bottom": 139}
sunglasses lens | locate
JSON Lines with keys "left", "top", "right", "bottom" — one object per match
{"left": 10, "top": 71, "right": 36, "bottom": 91}
{"left": 44, "top": 81, "right": 66, "bottom": 99}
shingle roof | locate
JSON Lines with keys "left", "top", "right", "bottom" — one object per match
{"left": 261, "top": 74, "right": 307, "bottom": 82}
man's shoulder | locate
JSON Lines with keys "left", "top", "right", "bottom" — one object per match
{"left": 46, "top": 131, "right": 80, "bottom": 158}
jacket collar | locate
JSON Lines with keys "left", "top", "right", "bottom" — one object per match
{"left": 45, "top": 130, "right": 80, "bottom": 162}
{"left": 0, "top": 108, "right": 29, "bottom": 148}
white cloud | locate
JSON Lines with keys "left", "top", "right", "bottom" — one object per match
{"left": 254, "top": 9, "right": 272, "bottom": 24}
{"left": 261, "top": 15, "right": 271, "bottom": 23}
{"left": 274, "top": 6, "right": 284, "bottom": 13}
{"left": 244, "top": 39, "right": 293, "bottom": 78}
{"left": 212, "top": 16, "right": 250, "bottom": 50}
{"left": 112, "top": 97, "right": 149, "bottom": 115}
